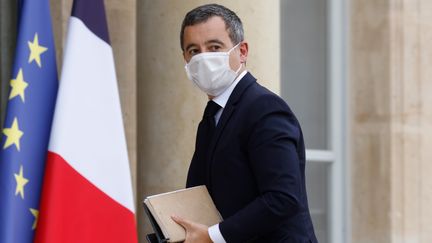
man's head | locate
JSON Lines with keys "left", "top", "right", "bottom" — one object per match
{"left": 180, "top": 4, "right": 248, "bottom": 68}
{"left": 181, "top": 4, "right": 249, "bottom": 98}
{"left": 180, "top": 4, "right": 244, "bottom": 52}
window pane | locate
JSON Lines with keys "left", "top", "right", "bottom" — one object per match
{"left": 306, "top": 161, "right": 329, "bottom": 243}
{"left": 281, "top": 0, "right": 328, "bottom": 150}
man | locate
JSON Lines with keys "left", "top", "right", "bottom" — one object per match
{"left": 172, "top": 4, "right": 318, "bottom": 243}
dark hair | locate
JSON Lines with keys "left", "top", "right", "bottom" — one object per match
{"left": 180, "top": 4, "right": 244, "bottom": 51}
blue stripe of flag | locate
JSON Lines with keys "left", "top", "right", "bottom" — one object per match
{"left": 72, "top": 0, "right": 110, "bottom": 44}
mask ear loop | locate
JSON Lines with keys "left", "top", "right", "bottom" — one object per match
{"left": 229, "top": 42, "right": 243, "bottom": 74}
{"left": 234, "top": 62, "right": 243, "bottom": 74}
{"left": 227, "top": 42, "right": 241, "bottom": 54}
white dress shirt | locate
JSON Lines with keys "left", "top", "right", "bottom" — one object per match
{"left": 207, "top": 70, "right": 248, "bottom": 243}
{"left": 212, "top": 70, "right": 248, "bottom": 124}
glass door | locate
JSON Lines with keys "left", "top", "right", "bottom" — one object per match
{"left": 281, "top": 0, "right": 348, "bottom": 242}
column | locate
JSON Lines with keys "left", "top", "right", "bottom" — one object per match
{"left": 350, "top": 0, "right": 432, "bottom": 242}
{"left": 136, "top": 0, "right": 280, "bottom": 241}
{"left": 0, "top": 1, "right": 17, "bottom": 126}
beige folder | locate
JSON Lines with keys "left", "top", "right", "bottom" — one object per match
{"left": 144, "top": 185, "right": 223, "bottom": 242}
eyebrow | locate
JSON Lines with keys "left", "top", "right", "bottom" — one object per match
{"left": 184, "top": 39, "right": 226, "bottom": 52}
{"left": 205, "top": 39, "right": 225, "bottom": 46}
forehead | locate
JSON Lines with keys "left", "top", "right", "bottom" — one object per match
{"left": 183, "top": 16, "right": 232, "bottom": 48}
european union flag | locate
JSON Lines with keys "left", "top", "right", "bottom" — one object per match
{"left": 0, "top": 0, "right": 58, "bottom": 242}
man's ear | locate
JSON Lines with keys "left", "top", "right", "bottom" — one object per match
{"left": 239, "top": 41, "right": 249, "bottom": 64}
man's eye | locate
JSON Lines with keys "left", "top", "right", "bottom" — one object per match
{"left": 209, "top": 46, "right": 222, "bottom": 52}
{"left": 189, "top": 49, "right": 199, "bottom": 55}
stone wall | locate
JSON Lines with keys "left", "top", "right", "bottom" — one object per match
{"left": 350, "top": 0, "right": 432, "bottom": 242}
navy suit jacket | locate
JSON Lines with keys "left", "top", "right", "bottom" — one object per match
{"left": 187, "top": 73, "right": 318, "bottom": 243}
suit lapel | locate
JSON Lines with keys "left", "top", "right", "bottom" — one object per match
{"left": 206, "top": 73, "right": 257, "bottom": 185}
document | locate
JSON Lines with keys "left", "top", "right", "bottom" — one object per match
{"left": 144, "top": 185, "right": 222, "bottom": 242}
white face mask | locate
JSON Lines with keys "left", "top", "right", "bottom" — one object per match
{"left": 185, "top": 43, "right": 242, "bottom": 97}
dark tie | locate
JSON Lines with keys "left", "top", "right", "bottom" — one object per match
{"left": 186, "top": 100, "right": 221, "bottom": 187}
{"left": 200, "top": 100, "right": 221, "bottom": 155}
{"left": 203, "top": 100, "right": 221, "bottom": 129}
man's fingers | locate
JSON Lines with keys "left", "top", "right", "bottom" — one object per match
{"left": 171, "top": 215, "right": 191, "bottom": 229}
{"left": 171, "top": 216, "right": 212, "bottom": 243}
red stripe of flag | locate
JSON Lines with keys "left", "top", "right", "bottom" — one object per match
{"left": 34, "top": 152, "right": 137, "bottom": 243}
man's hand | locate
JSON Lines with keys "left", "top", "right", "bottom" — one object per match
{"left": 171, "top": 215, "right": 212, "bottom": 243}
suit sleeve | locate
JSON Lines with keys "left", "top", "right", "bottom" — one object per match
{"left": 219, "top": 95, "right": 303, "bottom": 242}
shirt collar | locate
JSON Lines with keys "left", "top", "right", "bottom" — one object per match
{"left": 213, "top": 70, "right": 248, "bottom": 108}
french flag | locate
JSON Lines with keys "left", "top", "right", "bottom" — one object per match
{"left": 34, "top": 0, "right": 138, "bottom": 242}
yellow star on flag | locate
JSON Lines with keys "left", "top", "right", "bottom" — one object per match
{"left": 30, "top": 208, "right": 39, "bottom": 230}
{"left": 14, "top": 165, "right": 29, "bottom": 199}
{"left": 3, "top": 117, "right": 24, "bottom": 151}
{"left": 28, "top": 33, "right": 48, "bottom": 67}
{"left": 9, "top": 68, "right": 29, "bottom": 102}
